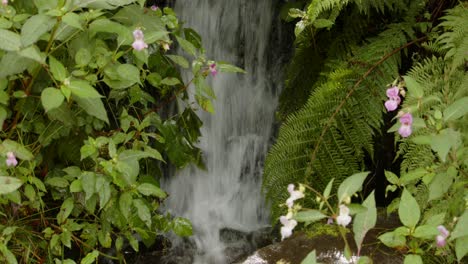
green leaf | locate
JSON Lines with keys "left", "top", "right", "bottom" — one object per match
{"left": 41, "top": 87, "right": 64, "bottom": 112}
{"left": 49, "top": 56, "right": 68, "bottom": 82}
{"left": 146, "top": 72, "right": 162, "bottom": 87}
{"left": 455, "top": 235, "right": 468, "bottom": 262}
{"left": 399, "top": 189, "right": 420, "bottom": 228}
{"left": 323, "top": 178, "right": 334, "bottom": 199}
{"left": 217, "top": 62, "right": 246, "bottom": 73}
{"left": 21, "top": 14, "right": 55, "bottom": 47}
{"left": 57, "top": 197, "right": 74, "bottom": 224}
{"left": 95, "top": 176, "right": 111, "bottom": 209}
{"left": 161, "top": 77, "right": 180, "bottom": 86}
{"left": 67, "top": 80, "right": 102, "bottom": 98}
{"left": 1, "top": 139, "right": 34, "bottom": 160}
{"left": 134, "top": 199, "right": 151, "bottom": 227}
{"left": 89, "top": 18, "right": 132, "bottom": 45}
{"left": 70, "top": 179, "right": 82, "bottom": 192}
{"left": 0, "top": 29, "right": 21, "bottom": 51}
{"left": 294, "top": 209, "right": 327, "bottom": 223}
{"left": 428, "top": 170, "right": 455, "bottom": 201}
{"left": 378, "top": 231, "right": 406, "bottom": 248}
{"left": 403, "top": 76, "right": 424, "bottom": 98}
{"left": 443, "top": 97, "right": 468, "bottom": 121}
{"left": 172, "top": 217, "right": 193, "bottom": 237}
{"left": 451, "top": 210, "right": 468, "bottom": 240}
{"left": 0, "top": 243, "right": 18, "bottom": 264}
{"left": 75, "top": 48, "right": 91, "bottom": 66}
{"left": 166, "top": 55, "right": 189, "bottom": 68}
{"left": 80, "top": 250, "right": 99, "bottom": 264}
{"left": 119, "top": 192, "right": 133, "bottom": 220}
{"left": 117, "top": 64, "right": 141, "bottom": 85}
{"left": 137, "top": 183, "right": 167, "bottom": 198}
{"left": 413, "top": 225, "right": 438, "bottom": 239}
{"left": 74, "top": 97, "right": 109, "bottom": 124}
{"left": 353, "top": 191, "right": 377, "bottom": 253}
{"left": 62, "top": 12, "right": 83, "bottom": 30}
{"left": 429, "top": 128, "right": 461, "bottom": 162}
{"left": 313, "top": 19, "right": 334, "bottom": 29}
{"left": 0, "top": 176, "right": 23, "bottom": 195}
{"left": 45, "top": 177, "right": 69, "bottom": 188}
{"left": 81, "top": 172, "right": 96, "bottom": 201}
{"left": 404, "top": 255, "right": 422, "bottom": 264}
{"left": 18, "top": 45, "right": 46, "bottom": 63}
{"left": 385, "top": 171, "right": 399, "bottom": 185}
{"left": 175, "top": 36, "right": 197, "bottom": 56}
{"left": 337, "top": 172, "right": 369, "bottom": 203}
{"left": 301, "top": 250, "right": 317, "bottom": 264}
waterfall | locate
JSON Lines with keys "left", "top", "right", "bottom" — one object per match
{"left": 162, "top": 0, "right": 283, "bottom": 263}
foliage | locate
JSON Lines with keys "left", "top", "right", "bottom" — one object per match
{"left": 269, "top": 0, "right": 467, "bottom": 263}
{"left": 0, "top": 1, "right": 238, "bottom": 262}
{"left": 264, "top": 0, "right": 429, "bottom": 220}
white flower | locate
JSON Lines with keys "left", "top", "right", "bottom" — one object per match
{"left": 286, "top": 183, "right": 304, "bottom": 208}
{"left": 132, "top": 29, "right": 148, "bottom": 51}
{"left": 336, "top": 204, "right": 352, "bottom": 227}
{"left": 280, "top": 215, "right": 297, "bottom": 240}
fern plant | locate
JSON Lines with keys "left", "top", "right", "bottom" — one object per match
{"left": 263, "top": 0, "right": 453, "bottom": 220}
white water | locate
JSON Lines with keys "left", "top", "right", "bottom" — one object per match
{"left": 163, "top": 1, "right": 281, "bottom": 263}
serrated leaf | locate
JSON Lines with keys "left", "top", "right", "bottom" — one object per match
{"left": 62, "top": 12, "right": 83, "bottom": 30}
{"left": 399, "top": 189, "right": 420, "bottom": 228}
{"left": 74, "top": 97, "right": 109, "bottom": 124}
{"left": 117, "top": 64, "right": 141, "bottom": 85}
{"left": 137, "top": 183, "right": 166, "bottom": 198}
{"left": 294, "top": 209, "right": 327, "bottom": 223}
{"left": 451, "top": 210, "right": 468, "bottom": 240}
{"left": 21, "top": 14, "right": 55, "bottom": 47}
{"left": 81, "top": 172, "right": 96, "bottom": 201}
{"left": 301, "top": 250, "right": 317, "bottom": 264}
{"left": 455, "top": 235, "right": 468, "bottom": 262}
{"left": 353, "top": 191, "right": 377, "bottom": 253}
{"left": 49, "top": 56, "right": 68, "bottom": 82}
{"left": 172, "top": 217, "right": 193, "bottom": 237}
{"left": 67, "top": 80, "right": 102, "bottom": 98}
{"left": 0, "top": 29, "right": 21, "bottom": 51}
{"left": 41, "top": 87, "right": 64, "bottom": 112}
{"left": 0, "top": 176, "right": 23, "bottom": 195}
{"left": 403, "top": 76, "right": 424, "bottom": 98}
{"left": 166, "top": 55, "right": 189, "bottom": 68}
{"left": 404, "top": 255, "right": 422, "bottom": 264}
{"left": 134, "top": 199, "right": 151, "bottom": 227}
{"left": 57, "top": 197, "right": 74, "bottom": 224}
{"left": 337, "top": 172, "right": 369, "bottom": 203}
{"left": 119, "top": 192, "right": 133, "bottom": 220}
{"left": 443, "top": 97, "right": 468, "bottom": 121}
{"left": 175, "top": 36, "right": 197, "bottom": 56}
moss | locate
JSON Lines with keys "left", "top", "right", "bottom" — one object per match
{"left": 304, "top": 222, "right": 342, "bottom": 238}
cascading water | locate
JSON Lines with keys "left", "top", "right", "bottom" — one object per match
{"left": 162, "top": 0, "right": 284, "bottom": 263}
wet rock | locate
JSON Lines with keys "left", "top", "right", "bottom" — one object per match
{"left": 221, "top": 227, "right": 274, "bottom": 263}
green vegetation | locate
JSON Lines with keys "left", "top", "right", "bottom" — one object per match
{"left": 266, "top": 0, "right": 467, "bottom": 262}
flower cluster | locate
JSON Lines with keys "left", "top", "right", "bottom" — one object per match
{"left": 132, "top": 29, "right": 148, "bottom": 51}
{"left": 280, "top": 214, "right": 297, "bottom": 241}
{"left": 6, "top": 151, "right": 17, "bottom": 167}
{"left": 336, "top": 204, "right": 351, "bottom": 227}
{"left": 436, "top": 225, "right": 450, "bottom": 247}
{"left": 398, "top": 112, "right": 413, "bottom": 138}
{"left": 384, "top": 86, "right": 401, "bottom": 112}
{"left": 279, "top": 184, "right": 304, "bottom": 240}
{"left": 286, "top": 183, "right": 305, "bottom": 208}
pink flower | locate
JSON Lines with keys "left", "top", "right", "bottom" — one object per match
{"left": 150, "top": 5, "right": 158, "bottom": 11}
{"left": 6, "top": 151, "right": 17, "bottom": 167}
{"left": 436, "top": 225, "right": 449, "bottom": 248}
{"left": 336, "top": 204, "right": 352, "bottom": 227}
{"left": 209, "top": 63, "right": 217, "bottom": 77}
{"left": 384, "top": 86, "right": 401, "bottom": 112}
{"left": 280, "top": 215, "right": 297, "bottom": 240}
{"left": 286, "top": 184, "right": 304, "bottom": 208}
{"left": 132, "top": 29, "right": 148, "bottom": 51}
{"left": 1, "top": 0, "right": 7, "bottom": 6}
{"left": 386, "top": 86, "right": 399, "bottom": 98}
{"left": 398, "top": 113, "right": 413, "bottom": 138}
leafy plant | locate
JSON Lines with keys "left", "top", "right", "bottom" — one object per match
{"left": 0, "top": 1, "right": 239, "bottom": 263}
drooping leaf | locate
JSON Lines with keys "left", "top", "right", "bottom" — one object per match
{"left": 337, "top": 172, "right": 369, "bottom": 203}
{"left": 41, "top": 87, "right": 64, "bottom": 112}
{"left": 399, "top": 189, "right": 420, "bottom": 228}
{"left": 443, "top": 97, "right": 468, "bottom": 121}
{"left": 353, "top": 191, "right": 377, "bottom": 253}
{"left": 74, "top": 97, "right": 109, "bottom": 124}
{"left": 137, "top": 183, "right": 167, "bottom": 198}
